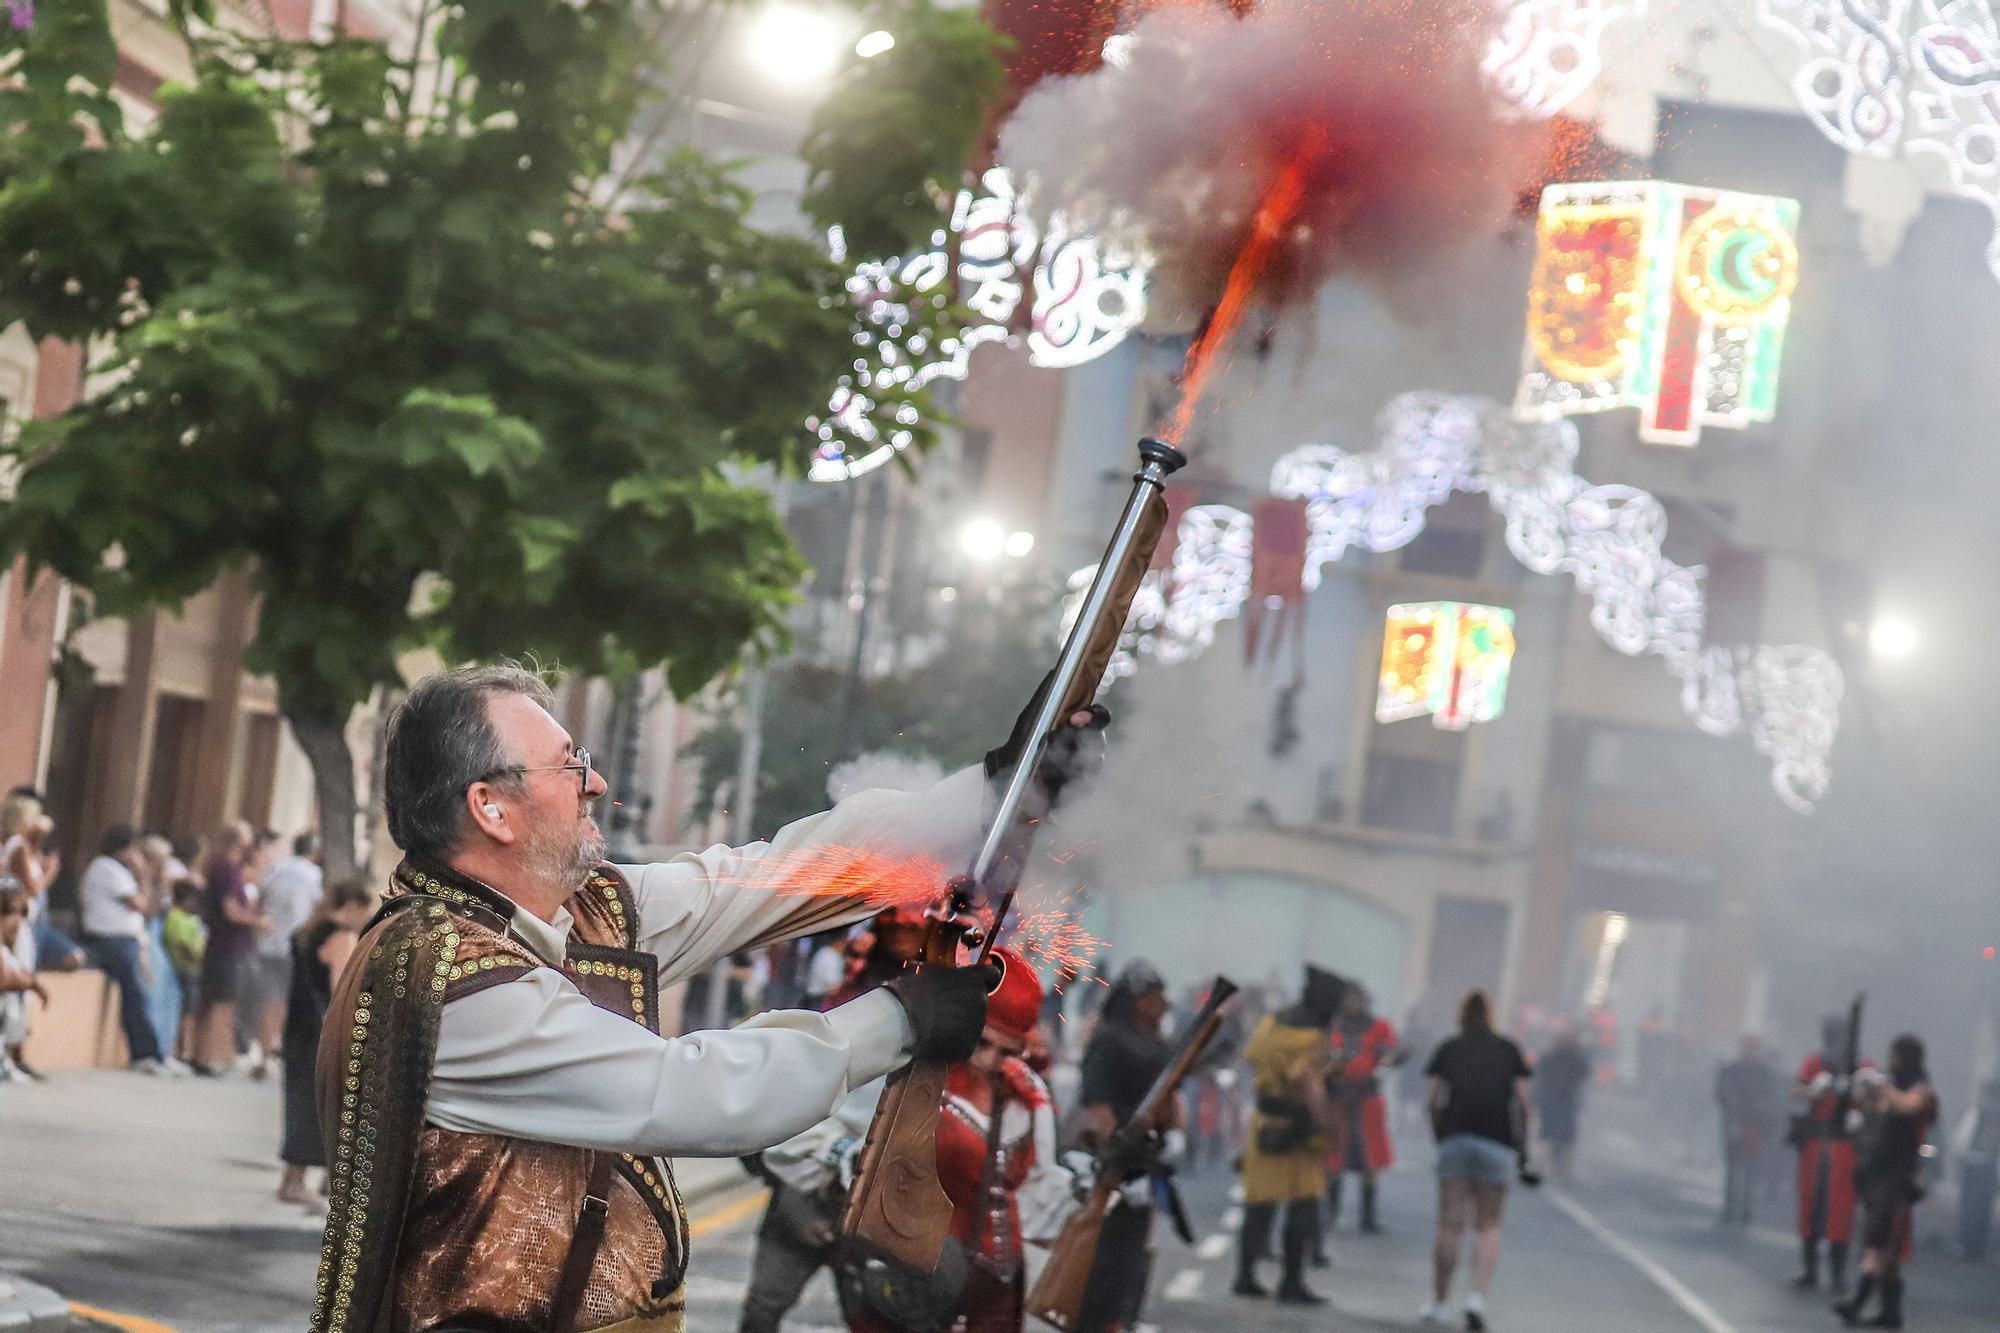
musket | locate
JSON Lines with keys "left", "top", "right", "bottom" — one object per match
{"left": 1832, "top": 991, "right": 1865, "bottom": 1138}
{"left": 1025, "top": 977, "right": 1239, "bottom": 1330}
{"left": 840, "top": 437, "right": 1189, "bottom": 1273}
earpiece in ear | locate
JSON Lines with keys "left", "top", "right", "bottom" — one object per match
{"left": 482, "top": 804, "right": 501, "bottom": 818}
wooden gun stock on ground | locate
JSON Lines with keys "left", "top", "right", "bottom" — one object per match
{"left": 1026, "top": 977, "right": 1238, "bottom": 1330}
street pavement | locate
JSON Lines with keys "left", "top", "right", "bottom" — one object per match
{"left": 5, "top": 1071, "right": 1998, "bottom": 1332}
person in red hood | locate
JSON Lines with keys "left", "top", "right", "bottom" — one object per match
{"left": 1326, "top": 984, "right": 1403, "bottom": 1239}
{"left": 841, "top": 946, "right": 1076, "bottom": 1333}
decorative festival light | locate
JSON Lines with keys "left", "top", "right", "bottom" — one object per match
{"left": 1759, "top": 0, "right": 2000, "bottom": 282}
{"left": 809, "top": 167, "right": 1149, "bottom": 481}
{"left": 1484, "top": 0, "right": 1648, "bottom": 119}
{"left": 1514, "top": 180, "right": 1802, "bottom": 447}
{"left": 1378, "top": 601, "right": 1518, "bottom": 730}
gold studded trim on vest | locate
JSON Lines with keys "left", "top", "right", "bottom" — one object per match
{"left": 310, "top": 894, "right": 460, "bottom": 1333}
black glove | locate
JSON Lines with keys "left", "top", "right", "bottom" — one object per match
{"left": 984, "top": 671, "right": 1112, "bottom": 806}
{"left": 883, "top": 962, "right": 999, "bottom": 1063}
{"left": 1101, "top": 1129, "right": 1161, "bottom": 1183}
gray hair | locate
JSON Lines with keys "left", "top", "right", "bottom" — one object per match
{"left": 383, "top": 664, "right": 555, "bottom": 860}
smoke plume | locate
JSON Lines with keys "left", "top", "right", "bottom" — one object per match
{"left": 999, "top": 0, "right": 1533, "bottom": 317}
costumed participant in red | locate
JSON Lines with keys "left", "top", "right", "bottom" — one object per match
{"left": 738, "top": 907, "right": 929, "bottom": 1333}
{"left": 1326, "top": 984, "right": 1402, "bottom": 1239}
{"left": 1792, "top": 1014, "right": 1869, "bottom": 1295}
{"left": 311, "top": 665, "right": 1107, "bottom": 1333}
{"left": 835, "top": 947, "right": 1077, "bottom": 1333}
{"left": 1836, "top": 1035, "right": 1938, "bottom": 1330}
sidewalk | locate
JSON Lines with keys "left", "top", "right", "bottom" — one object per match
{"left": 0, "top": 1069, "right": 750, "bottom": 1332}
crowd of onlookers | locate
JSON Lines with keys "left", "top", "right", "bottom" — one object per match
{"left": 0, "top": 789, "right": 378, "bottom": 1204}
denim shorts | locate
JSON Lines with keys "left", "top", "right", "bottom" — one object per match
{"left": 1436, "top": 1134, "right": 1515, "bottom": 1185}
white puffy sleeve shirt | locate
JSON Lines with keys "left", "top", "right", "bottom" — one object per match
{"left": 424, "top": 765, "right": 990, "bottom": 1158}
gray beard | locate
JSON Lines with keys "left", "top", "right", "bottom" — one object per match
{"left": 522, "top": 817, "right": 608, "bottom": 891}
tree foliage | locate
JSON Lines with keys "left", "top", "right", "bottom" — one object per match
{"left": 0, "top": 0, "right": 1002, "bottom": 869}
{"left": 801, "top": 0, "right": 1009, "bottom": 260}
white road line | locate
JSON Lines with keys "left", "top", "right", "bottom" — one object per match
{"left": 1163, "top": 1269, "right": 1204, "bottom": 1302}
{"left": 1197, "top": 1233, "right": 1231, "bottom": 1260}
{"left": 1220, "top": 1205, "right": 1244, "bottom": 1233}
{"left": 1545, "top": 1187, "right": 1736, "bottom": 1333}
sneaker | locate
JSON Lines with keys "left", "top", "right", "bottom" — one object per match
{"left": 161, "top": 1056, "right": 194, "bottom": 1078}
{"left": 1464, "top": 1291, "right": 1488, "bottom": 1331}
{"left": 0, "top": 1056, "right": 27, "bottom": 1083}
{"left": 1418, "top": 1302, "right": 1453, "bottom": 1325}
{"left": 133, "top": 1057, "right": 168, "bottom": 1076}
{"left": 10, "top": 1053, "right": 44, "bottom": 1081}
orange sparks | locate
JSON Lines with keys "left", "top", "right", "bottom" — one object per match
{"left": 1162, "top": 128, "right": 1325, "bottom": 446}
{"left": 716, "top": 845, "right": 951, "bottom": 911}
{"left": 1012, "top": 909, "right": 1105, "bottom": 979}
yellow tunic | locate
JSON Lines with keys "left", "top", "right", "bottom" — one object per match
{"left": 1238, "top": 1014, "right": 1333, "bottom": 1205}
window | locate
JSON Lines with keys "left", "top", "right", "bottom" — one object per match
{"left": 1360, "top": 753, "right": 1459, "bottom": 836}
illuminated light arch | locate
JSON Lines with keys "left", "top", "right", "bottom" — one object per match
{"left": 1757, "top": 0, "right": 2000, "bottom": 283}
{"left": 1070, "top": 392, "right": 1843, "bottom": 813}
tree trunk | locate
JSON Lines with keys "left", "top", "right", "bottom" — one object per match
{"left": 286, "top": 704, "right": 360, "bottom": 881}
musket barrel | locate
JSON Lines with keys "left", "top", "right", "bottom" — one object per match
{"left": 970, "top": 437, "right": 1187, "bottom": 894}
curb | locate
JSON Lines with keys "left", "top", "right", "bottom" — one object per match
{"left": 0, "top": 1278, "right": 70, "bottom": 1332}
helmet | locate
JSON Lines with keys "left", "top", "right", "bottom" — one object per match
{"left": 986, "top": 947, "right": 1045, "bottom": 1042}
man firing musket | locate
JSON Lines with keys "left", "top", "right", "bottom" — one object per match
{"left": 307, "top": 665, "right": 1107, "bottom": 1333}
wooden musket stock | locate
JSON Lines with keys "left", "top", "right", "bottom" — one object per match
{"left": 1025, "top": 976, "right": 1239, "bottom": 1330}
{"left": 840, "top": 438, "right": 1188, "bottom": 1274}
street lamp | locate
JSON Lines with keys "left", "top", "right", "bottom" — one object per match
{"left": 960, "top": 518, "right": 1036, "bottom": 562}
{"left": 1869, "top": 614, "right": 1917, "bottom": 661}
{"left": 960, "top": 517, "right": 1007, "bottom": 561}
{"left": 747, "top": 3, "right": 845, "bottom": 88}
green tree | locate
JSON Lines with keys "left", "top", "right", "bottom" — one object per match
{"left": 0, "top": 0, "right": 1002, "bottom": 874}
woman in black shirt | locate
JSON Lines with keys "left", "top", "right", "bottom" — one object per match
{"left": 1419, "top": 991, "right": 1531, "bottom": 1331}
{"left": 277, "top": 877, "right": 376, "bottom": 1204}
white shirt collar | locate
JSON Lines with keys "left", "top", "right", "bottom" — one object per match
{"left": 508, "top": 902, "right": 573, "bottom": 966}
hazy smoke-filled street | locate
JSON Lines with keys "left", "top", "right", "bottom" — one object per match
{"left": 4, "top": 0, "right": 2000, "bottom": 1331}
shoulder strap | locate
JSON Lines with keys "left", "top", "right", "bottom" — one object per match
{"left": 549, "top": 1151, "right": 619, "bottom": 1333}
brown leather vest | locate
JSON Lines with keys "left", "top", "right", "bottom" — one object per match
{"left": 311, "top": 859, "right": 688, "bottom": 1333}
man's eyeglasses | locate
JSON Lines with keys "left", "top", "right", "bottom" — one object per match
{"left": 476, "top": 747, "right": 595, "bottom": 797}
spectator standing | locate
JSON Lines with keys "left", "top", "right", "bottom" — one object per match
{"left": 79, "top": 825, "right": 185, "bottom": 1075}
{"left": 2, "top": 794, "right": 82, "bottom": 988}
{"left": 278, "top": 875, "right": 374, "bottom": 1203}
{"left": 1420, "top": 991, "right": 1532, "bottom": 1332}
{"left": 161, "top": 878, "right": 208, "bottom": 1063}
{"left": 194, "top": 821, "right": 271, "bottom": 1074}
{"left": 1714, "top": 1036, "right": 1778, "bottom": 1226}
{"left": 137, "top": 834, "right": 183, "bottom": 1064}
{"left": 0, "top": 883, "right": 49, "bottom": 1081}
{"left": 1534, "top": 1021, "right": 1593, "bottom": 1184}
{"left": 250, "top": 834, "right": 323, "bottom": 1079}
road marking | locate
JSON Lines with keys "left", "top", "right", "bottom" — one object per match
{"left": 1544, "top": 1188, "right": 1736, "bottom": 1333}
{"left": 1220, "top": 1205, "right": 1244, "bottom": 1232}
{"left": 68, "top": 1303, "right": 178, "bottom": 1333}
{"left": 1163, "top": 1269, "right": 1203, "bottom": 1302}
{"left": 689, "top": 1186, "right": 770, "bottom": 1238}
{"left": 1197, "top": 1233, "right": 1230, "bottom": 1260}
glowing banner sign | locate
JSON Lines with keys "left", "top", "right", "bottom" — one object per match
{"left": 1514, "top": 180, "right": 1801, "bottom": 446}
{"left": 1378, "top": 601, "right": 1518, "bottom": 731}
